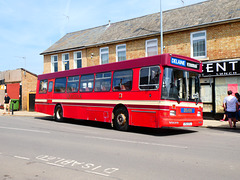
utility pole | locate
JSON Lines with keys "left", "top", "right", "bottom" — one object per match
{"left": 160, "top": 0, "right": 163, "bottom": 54}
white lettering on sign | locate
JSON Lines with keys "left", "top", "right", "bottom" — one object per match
{"left": 187, "top": 62, "right": 198, "bottom": 69}
{"left": 206, "top": 63, "right": 213, "bottom": 72}
{"left": 229, "top": 61, "right": 238, "bottom": 71}
{"left": 216, "top": 62, "right": 226, "bottom": 72}
{"left": 171, "top": 57, "right": 186, "bottom": 67}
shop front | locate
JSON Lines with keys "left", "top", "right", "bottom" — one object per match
{"left": 201, "top": 59, "right": 240, "bottom": 119}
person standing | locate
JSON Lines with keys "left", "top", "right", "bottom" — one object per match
{"left": 223, "top": 90, "right": 238, "bottom": 128}
{"left": 235, "top": 92, "right": 240, "bottom": 121}
{"left": 3, "top": 93, "right": 11, "bottom": 115}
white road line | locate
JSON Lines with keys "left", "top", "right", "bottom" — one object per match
{"left": 0, "top": 126, "right": 50, "bottom": 134}
{"left": 46, "top": 162, "right": 64, "bottom": 167}
{"left": 14, "top": 156, "right": 30, "bottom": 160}
{"left": 85, "top": 170, "right": 109, "bottom": 177}
{"left": 85, "top": 136, "right": 188, "bottom": 149}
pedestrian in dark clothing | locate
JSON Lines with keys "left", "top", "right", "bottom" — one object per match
{"left": 3, "top": 93, "right": 11, "bottom": 114}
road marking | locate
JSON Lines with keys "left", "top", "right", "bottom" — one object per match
{"left": 85, "top": 170, "right": 109, "bottom": 177}
{"left": 85, "top": 136, "right": 188, "bottom": 149}
{"left": 0, "top": 126, "right": 50, "bottom": 134}
{"left": 14, "top": 156, "right": 30, "bottom": 160}
{"left": 36, "top": 155, "right": 119, "bottom": 177}
{"left": 47, "top": 162, "right": 64, "bottom": 167}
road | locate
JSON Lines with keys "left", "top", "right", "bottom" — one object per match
{"left": 0, "top": 115, "right": 240, "bottom": 180}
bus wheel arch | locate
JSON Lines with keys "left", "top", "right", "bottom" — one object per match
{"left": 112, "top": 104, "right": 129, "bottom": 131}
{"left": 54, "top": 104, "right": 64, "bottom": 122}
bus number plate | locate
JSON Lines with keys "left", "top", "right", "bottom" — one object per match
{"left": 183, "top": 122, "right": 192, "bottom": 126}
{"left": 181, "top": 108, "right": 195, "bottom": 113}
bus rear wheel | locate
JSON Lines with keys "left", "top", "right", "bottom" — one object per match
{"left": 114, "top": 107, "right": 129, "bottom": 131}
{"left": 54, "top": 105, "right": 63, "bottom": 122}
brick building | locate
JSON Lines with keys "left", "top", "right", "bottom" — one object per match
{"left": 41, "top": 0, "right": 240, "bottom": 118}
{"left": 0, "top": 68, "right": 37, "bottom": 111}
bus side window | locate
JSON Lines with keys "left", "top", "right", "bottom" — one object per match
{"left": 139, "top": 66, "right": 160, "bottom": 90}
{"left": 67, "top": 76, "right": 79, "bottom": 93}
{"left": 54, "top": 77, "right": 67, "bottom": 93}
{"left": 80, "top": 74, "right": 94, "bottom": 92}
{"left": 48, "top": 81, "right": 53, "bottom": 92}
{"left": 113, "top": 70, "right": 132, "bottom": 91}
{"left": 39, "top": 80, "right": 48, "bottom": 94}
{"left": 94, "top": 72, "right": 111, "bottom": 92}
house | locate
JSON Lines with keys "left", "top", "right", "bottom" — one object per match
{"left": 40, "top": 0, "right": 240, "bottom": 118}
{"left": 0, "top": 68, "right": 37, "bottom": 111}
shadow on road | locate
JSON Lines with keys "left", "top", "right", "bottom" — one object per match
{"left": 207, "top": 126, "right": 240, "bottom": 134}
{"left": 35, "top": 116, "right": 198, "bottom": 136}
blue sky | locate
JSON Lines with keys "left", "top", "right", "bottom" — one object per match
{"left": 0, "top": 0, "right": 206, "bottom": 75}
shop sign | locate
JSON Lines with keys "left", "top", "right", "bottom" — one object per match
{"left": 201, "top": 59, "right": 240, "bottom": 77}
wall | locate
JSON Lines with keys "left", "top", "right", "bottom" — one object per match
{"left": 21, "top": 70, "right": 37, "bottom": 110}
{"left": 43, "top": 22, "right": 240, "bottom": 74}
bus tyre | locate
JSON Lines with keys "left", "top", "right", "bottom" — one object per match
{"left": 114, "top": 108, "right": 129, "bottom": 131}
{"left": 54, "top": 105, "right": 63, "bottom": 122}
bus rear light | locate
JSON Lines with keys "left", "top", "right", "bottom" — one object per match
{"left": 197, "top": 111, "right": 201, "bottom": 116}
{"left": 170, "top": 110, "right": 176, "bottom": 116}
{"left": 199, "top": 106, "right": 202, "bottom": 110}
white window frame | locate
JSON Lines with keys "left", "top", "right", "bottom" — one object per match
{"left": 191, "top": 30, "right": 207, "bottom": 59}
{"left": 62, "top": 53, "right": 69, "bottom": 71}
{"left": 145, "top": 39, "right": 158, "bottom": 57}
{"left": 116, "top": 44, "right": 126, "bottom": 62}
{"left": 51, "top": 55, "right": 58, "bottom": 73}
{"left": 74, "top": 51, "right": 82, "bottom": 69}
{"left": 100, "top": 47, "right": 109, "bottom": 65}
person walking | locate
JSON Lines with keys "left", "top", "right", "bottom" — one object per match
{"left": 3, "top": 93, "right": 11, "bottom": 115}
{"left": 223, "top": 90, "right": 238, "bottom": 128}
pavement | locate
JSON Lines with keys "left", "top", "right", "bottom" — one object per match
{"left": 0, "top": 109, "right": 239, "bottom": 130}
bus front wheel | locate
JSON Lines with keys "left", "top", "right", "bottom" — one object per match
{"left": 114, "top": 107, "right": 129, "bottom": 131}
{"left": 54, "top": 105, "right": 63, "bottom": 122}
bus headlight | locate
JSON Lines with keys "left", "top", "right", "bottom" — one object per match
{"left": 197, "top": 111, "right": 201, "bottom": 116}
{"left": 170, "top": 110, "right": 176, "bottom": 116}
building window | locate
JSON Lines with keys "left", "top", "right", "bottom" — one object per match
{"left": 116, "top": 44, "right": 126, "bottom": 62}
{"left": 51, "top": 55, "right": 58, "bottom": 72}
{"left": 100, "top": 47, "right": 109, "bottom": 64}
{"left": 62, "top": 53, "right": 69, "bottom": 71}
{"left": 146, "top": 39, "right": 158, "bottom": 57}
{"left": 191, "top": 31, "right": 207, "bottom": 58}
{"left": 74, "top": 51, "right": 82, "bottom": 69}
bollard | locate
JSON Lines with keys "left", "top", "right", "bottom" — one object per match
{"left": 12, "top": 103, "right": 14, "bottom": 115}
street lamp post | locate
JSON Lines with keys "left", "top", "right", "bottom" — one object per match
{"left": 160, "top": 0, "right": 163, "bottom": 54}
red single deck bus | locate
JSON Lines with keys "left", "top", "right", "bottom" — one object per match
{"left": 35, "top": 54, "right": 203, "bottom": 131}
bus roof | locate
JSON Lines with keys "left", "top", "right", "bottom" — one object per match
{"left": 38, "top": 53, "right": 202, "bottom": 80}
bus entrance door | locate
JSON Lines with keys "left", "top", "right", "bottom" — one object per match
{"left": 47, "top": 81, "right": 54, "bottom": 104}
